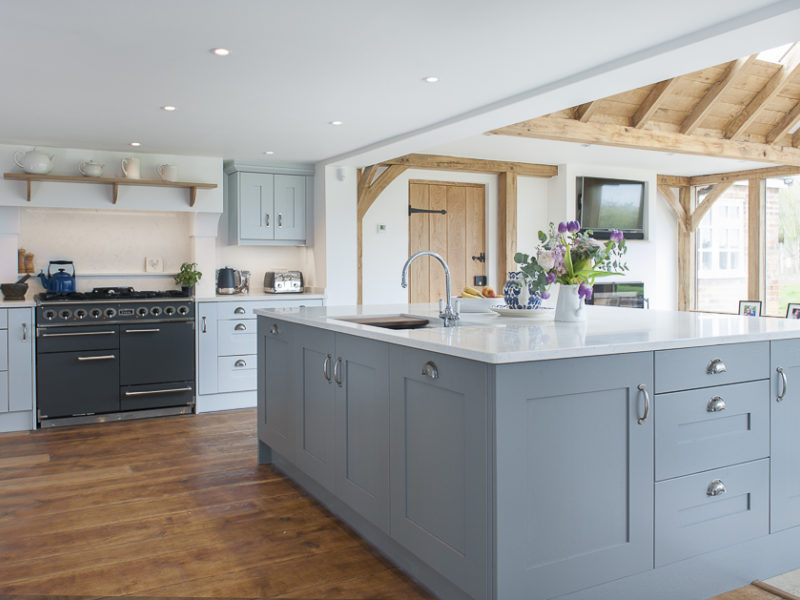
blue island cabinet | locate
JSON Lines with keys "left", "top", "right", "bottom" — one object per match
{"left": 770, "top": 338, "right": 800, "bottom": 532}
{"left": 493, "top": 352, "right": 654, "bottom": 600}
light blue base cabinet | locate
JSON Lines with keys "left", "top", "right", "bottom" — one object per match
{"left": 0, "top": 308, "right": 34, "bottom": 432}
{"left": 257, "top": 317, "right": 800, "bottom": 600}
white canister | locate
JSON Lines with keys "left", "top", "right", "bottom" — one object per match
{"left": 121, "top": 157, "right": 141, "bottom": 179}
{"left": 156, "top": 164, "right": 178, "bottom": 182}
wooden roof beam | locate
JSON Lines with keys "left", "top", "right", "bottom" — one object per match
{"left": 574, "top": 102, "right": 598, "bottom": 123}
{"left": 680, "top": 55, "right": 755, "bottom": 135}
{"left": 657, "top": 175, "right": 690, "bottom": 187}
{"left": 724, "top": 43, "right": 800, "bottom": 140}
{"left": 632, "top": 78, "right": 679, "bottom": 128}
{"left": 766, "top": 99, "right": 800, "bottom": 144}
{"left": 688, "top": 164, "right": 800, "bottom": 186}
{"left": 491, "top": 117, "right": 800, "bottom": 167}
{"left": 381, "top": 154, "right": 558, "bottom": 178}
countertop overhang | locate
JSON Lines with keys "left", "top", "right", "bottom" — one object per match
{"left": 254, "top": 303, "right": 800, "bottom": 364}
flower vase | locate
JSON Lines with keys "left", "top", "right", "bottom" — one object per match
{"left": 503, "top": 272, "right": 542, "bottom": 310}
{"left": 555, "top": 284, "right": 586, "bottom": 322}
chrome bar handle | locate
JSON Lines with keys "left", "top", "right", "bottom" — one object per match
{"left": 124, "top": 328, "right": 160, "bottom": 333}
{"left": 707, "top": 358, "right": 727, "bottom": 375}
{"left": 234, "top": 323, "right": 247, "bottom": 331}
{"left": 707, "top": 396, "right": 726, "bottom": 412}
{"left": 124, "top": 386, "right": 192, "bottom": 397}
{"left": 777, "top": 366, "right": 788, "bottom": 402}
{"left": 278, "top": 213, "right": 283, "bottom": 227}
{"left": 266, "top": 213, "right": 270, "bottom": 227}
{"left": 41, "top": 331, "right": 115, "bottom": 337}
{"left": 201, "top": 316, "right": 207, "bottom": 333}
{"left": 637, "top": 383, "right": 650, "bottom": 425}
{"left": 323, "top": 354, "right": 332, "bottom": 383}
{"left": 333, "top": 357, "right": 343, "bottom": 387}
{"left": 77, "top": 355, "right": 116, "bottom": 362}
{"left": 707, "top": 479, "right": 726, "bottom": 497}
{"left": 22, "top": 322, "right": 27, "bottom": 341}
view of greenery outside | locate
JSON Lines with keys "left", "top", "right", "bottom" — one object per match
{"left": 766, "top": 176, "right": 800, "bottom": 317}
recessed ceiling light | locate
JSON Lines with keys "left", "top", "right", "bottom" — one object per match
{"left": 329, "top": 120, "right": 343, "bottom": 126}
{"left": 264, "top": 151, "right": 274, "bottom": 155}
{"left": 423, "top": 76, "right": 440, "bottom": 83}
{"left": 211, "top": 48, "right": 230, "bottom": 56}
{"left": 129, "top": 141, "right": 141, "bottom": 147}
{"left": 161, "top": 105, "right": 177, "bottom": 112}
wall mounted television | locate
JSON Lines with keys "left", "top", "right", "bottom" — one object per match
{"left": 576, "top": 176, "right": 645, "bottom": 240}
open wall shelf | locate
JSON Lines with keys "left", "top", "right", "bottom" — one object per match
{"left": 3, "top": 172, "right": 217, "bottom": 206}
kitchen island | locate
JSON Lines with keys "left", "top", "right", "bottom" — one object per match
{"left": 255, "top": 304, "right": 800, "bottom": 600}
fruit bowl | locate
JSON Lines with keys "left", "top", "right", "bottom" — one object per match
{"left": 453, "top": 295, "right": 505, "bottom": 313}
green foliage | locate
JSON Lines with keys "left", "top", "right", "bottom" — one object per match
{"left": 174, "top": 262, "right": 202, "bottom": 287}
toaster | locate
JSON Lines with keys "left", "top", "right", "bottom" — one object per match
{"left": 264, "top": 271, "right": 303, "bottom": 293}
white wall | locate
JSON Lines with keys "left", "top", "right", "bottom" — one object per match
{"left": 321, "top": 165, "right": 358, "bottom": 306}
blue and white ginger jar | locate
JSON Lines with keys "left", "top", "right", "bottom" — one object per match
{"left": 502, "top": 272, "right": 542, "bottom": 310}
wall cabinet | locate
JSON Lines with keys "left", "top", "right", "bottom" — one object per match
{"left": 0, "top": 308, "right": 34, "bottom": 432}
{"left": 196, "top": 298, "right": 323, "bottom": 412}
{"left": 227, "top": 169, "right": 312, "bottom": 245}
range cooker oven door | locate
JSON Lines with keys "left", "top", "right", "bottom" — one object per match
{"left": 119, "top": 321, "right": 195, "bottom": 409}
{"left": 36, "top": 325, "right": 120, "bottom": 419}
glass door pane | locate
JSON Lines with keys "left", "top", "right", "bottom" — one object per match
{"left": 765, "top": 175, "right": 800, "bottom": 317}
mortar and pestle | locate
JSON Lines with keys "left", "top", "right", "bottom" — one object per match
{"left": 1, "top": 274, "right": 31, "bottom": 301}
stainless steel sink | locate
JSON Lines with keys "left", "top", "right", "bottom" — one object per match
{"left": 334, "top": 314, "right": 433, "bottom": 330}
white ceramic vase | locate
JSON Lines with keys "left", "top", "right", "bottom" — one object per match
{"left": 555, "top": 284, "right": 586, "bottom": 322}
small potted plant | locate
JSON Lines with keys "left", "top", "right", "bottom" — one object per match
{"left": 175, "top": 262, "right": 202, "bottom": 296}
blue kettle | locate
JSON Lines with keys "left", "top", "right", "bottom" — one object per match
{"left": 38, "top": 260, "right": 76, "bottom": 294}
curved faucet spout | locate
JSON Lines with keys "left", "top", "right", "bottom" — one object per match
{"left": 401, "top": 251, "right": 459, "bottom": 327}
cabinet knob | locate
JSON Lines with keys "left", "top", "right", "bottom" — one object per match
{"left": 777, "top": 366, "right": 788, "bottom": 402}
{"left": 234, "top": 359, "right": 246, "bottom": 367}
{"left": 234, "top": 323, "right": 247, "bottom": 331}
{"left": 707, "top": 479, "right": 726, "bottom": 497}
{"left": 234, "top": 306, "right": 246, "bottom": 314}
{"left": 421, "top": 361, "right": 439, "bottom": 380}
{"left": 706, "top": 396, "right": 726, "bottom": 412}
{"left": 706, "top": 358, "right": 727, "bottom": 375}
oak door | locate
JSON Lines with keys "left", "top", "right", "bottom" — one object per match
{"left": 408, "top": 181, "right": 486, "bottom": 303}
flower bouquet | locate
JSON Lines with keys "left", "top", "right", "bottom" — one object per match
{"left": 514, "top": 220, "right": 628, "bottom": 320}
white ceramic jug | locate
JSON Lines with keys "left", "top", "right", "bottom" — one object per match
{"left": 156, "top": 164, "right": 178, "bottom": 181}
{"left": 121, "top": 157, "right": 141, "bottom": 179}
{"left": 14, "top": 148, "right": 55, "bottom": 174}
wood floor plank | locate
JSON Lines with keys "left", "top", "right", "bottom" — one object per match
{"left": 0, "top": 453, "right": 49, "bottom": 469}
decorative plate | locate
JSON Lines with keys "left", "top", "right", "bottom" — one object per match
{"left": 490, "top": 306, "right": 554, "bottom": 319}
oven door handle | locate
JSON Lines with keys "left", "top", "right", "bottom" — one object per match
{"left": 124, "top": 386, "right": 193, "bottom": 397}
{"left": 77, "top": 354, "right": 116, "bottom": 361}
{"left": 123, "top": 328, "right": 161, "bottom": 334}
{"left": 40, "top": 331, "right": 116, "bottom": 337}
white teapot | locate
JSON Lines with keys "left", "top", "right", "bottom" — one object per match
{"left": 14, "top": 148, "right": 55, "bottom": 174}
{"left": 79, "top": 160, "right": 104, "bottom": 177}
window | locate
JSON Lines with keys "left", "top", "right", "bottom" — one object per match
{"left": 695, "top": 181, "right": 748, "bottom": 313}
{"left": 765, "top": 176, "right": 800, "bottom": 316}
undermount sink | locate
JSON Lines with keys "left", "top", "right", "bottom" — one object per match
{"left": 334, "top": 314, "right": 433, "bottom": 330}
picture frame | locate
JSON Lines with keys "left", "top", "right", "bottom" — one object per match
{"left": 786, "top": 303, "right": 800, "bottom": 319}
{"left": 738, "top": 300, "right": 762, "bottom": 317}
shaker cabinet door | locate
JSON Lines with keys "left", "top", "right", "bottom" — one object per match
{"left": 258, "top": 318, "right": 296, "bottom": 460}
{"left": 274, "top": 175, "right": 306, "bottom": 241}
{"left": 239, "top": 172, "right": 274, "bottom": 241}
{"left": 770, "top": 339, "right": 800, "bottom": 532}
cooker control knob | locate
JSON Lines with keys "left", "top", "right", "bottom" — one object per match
{"left": 90, "top": 308, "right": 102, "bottom": 319}
{"left": 177, "top": 305, "right": 189, "bottom": 316}
{"left": 74, "top": 309, "right": 87, "bottom": 320}
{"left": 104, "top": 307, "right": 116, "bottom": 318}
{"left": 164, "top": 306, "right": 176, "bottom": 316}
{"left": 150, "top": 306, "right": 162, "bottom": 316}
{"left": 43, "top": 309, "right": 56, "bottom": 321}
{"left": 59, "top": 309, "right": 72, "bottom": 320}
{"left": 136, "top": 306, "right": 148, "bottom": 317}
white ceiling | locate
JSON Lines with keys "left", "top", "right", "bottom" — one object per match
{"left": 1, "top": 1, "right": 798, "bottom": 175}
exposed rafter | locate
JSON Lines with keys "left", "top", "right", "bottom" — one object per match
{"left": 574, "top": 102, "right": 598, "bottom": 123}
{"left": 724, "top": 43, "right": 800, "bottom": 140}
{"left": 381, "top": 154, "right": 558, "bottom": 177}
{"left": 766, "top": 100, "right": 800, "bottom": 145}
{"left": 632, "top": 78, "right": 678, "bottom": 128}
{"left": 680, "top": 55, "right": 755, "bottom": 135}
{"left": 659, "top": 165, "right": 800, "bottom": 187}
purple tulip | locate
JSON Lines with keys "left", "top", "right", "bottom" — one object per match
{"left": 578, "top": 282, "right": 593, "bottom": 300}
{"left": 546, "top": 272, "right": 557, "bottom": 284}
{"left": 610, "top": 229, "right": 624, "bottom": 243}
{"left": 541, "top": 291, "right": 550, "bottom": 300}
{"left": 567, "top": 220, "right": 580, "bottom": 233}
{"left": 557, "top": 222, "right": 568, "bottom": 233}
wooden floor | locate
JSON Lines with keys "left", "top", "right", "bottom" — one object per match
{"left": 0, "top": 409, "right": 432, "bottom": 599}
{"left": 0, "top": 408, "right": 794, "bottom": 600}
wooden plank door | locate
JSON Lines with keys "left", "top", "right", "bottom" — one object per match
{"left": 408, "top": 181, "right": 485, "bottom": 303}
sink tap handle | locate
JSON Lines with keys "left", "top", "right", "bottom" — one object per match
{"left": 438, "top": 298, "right": 443, "bottom": 313}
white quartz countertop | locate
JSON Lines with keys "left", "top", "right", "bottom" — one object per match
{"left": 254, "top": 303, "right": 800, "bottom": 364}
{"left": 1, "top": 289, "right": 37, "bottom": 307}
{"left": 196, "top": 289, "right": 325, "bottom": 302}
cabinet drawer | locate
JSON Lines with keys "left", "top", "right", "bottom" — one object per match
{"left": 655, "top": 458, "right": 768, "bottom": 566}
{"left": 216, "top": 298, "right": 322, "bottom": 320}
{"left": 655, "top": 342, "right": 768, "bottom": 393}
{"left": 0, "top": 330, "right": 6, "bottom": 371}
{"left": 218, "top": 320, "right": 256, "bottom": 356}
{"left": 0, "top": 310, "right": 7, "bottom": 329}
{"left": 218, "top": 355, "right": 257, "bottom": 393}
{"left": 655, "top": 380, "right": 769, "bottom": 481}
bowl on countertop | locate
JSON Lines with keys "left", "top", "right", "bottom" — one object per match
{"left": 453, "top": 295, "right": 505, "bottom": 313}
{"left": 1, "top": 282, "right": 28, "bottom": 301}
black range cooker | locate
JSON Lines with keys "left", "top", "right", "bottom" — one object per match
{"left": 35, "top": 287, "right": 195, "bottom": 428}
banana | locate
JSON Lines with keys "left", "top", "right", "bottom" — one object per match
{"left": 462, "top": 286, "right": 482, "bottom": 298}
